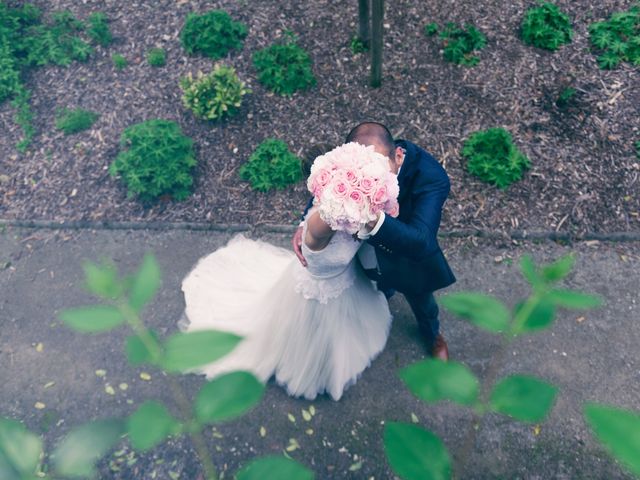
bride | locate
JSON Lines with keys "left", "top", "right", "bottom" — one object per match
{"left": 180, "top": 143, "right": 399, "bottom": 401}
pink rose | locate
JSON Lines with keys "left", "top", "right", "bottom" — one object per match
{"left": 359, "top": 176, "right": 376, "bottom": 194}
{"left": 373, "top": 185, "right": 389, "bottom": 204}
{"left": 385, "top": 174, "right": 400, "bottom": 199}
{"left": 349, "top": 189, "right": 364, "bottom": 205}
{"left": 386, "top": 200, "right": 400, "bottom": 217}
{"left": 316, "top": 169, "right": 332, "bottom": 187}
{"left": 332, "top": 180, "right": 349, "bottom": 198}
{"left": 345, "top": 169, "right": 360, "bottom": 187}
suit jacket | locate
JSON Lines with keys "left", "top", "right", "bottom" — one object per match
{"left": 365, "top": 140, "right": 456, "bottom": 295}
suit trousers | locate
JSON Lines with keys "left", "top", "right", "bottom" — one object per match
{"left": 363, "top": 266, "right": 441, "bottom": 346}
{"left": 404, "top": 291, "right": 440, "bottom": 346}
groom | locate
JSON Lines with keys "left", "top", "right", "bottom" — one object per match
{"left": 293, "top": 122, "right": 456, "bottom": 360}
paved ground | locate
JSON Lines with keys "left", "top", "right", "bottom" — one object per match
{"left": 0, "top": 225, "right": 638, "bottom": 479}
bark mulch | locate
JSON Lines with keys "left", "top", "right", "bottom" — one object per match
{"left": 1, "top": 0, "right": 639, "bottom": 236}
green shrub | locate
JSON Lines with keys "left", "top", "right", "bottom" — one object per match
{"left": 555, "top": 86, "right": 577, "bottom": 108}
{"left": 239, "top": 139, "right": 303, "bottom": 191}
{"left": 55, "top": 107, "right": 100, "bottom": 134}
{"left": 147, "top": 47, "right": 166, "bottom": 67}
{"left": 180, "top": 10, "right": 247, "bottom": 59}
{"left": 252, "top": 34, "right": 316, "bottom": 95}
{"left": 521, "top": 2, "right": 573, "bottom": 51}
{"left": 112, "top": 53, "right": 127, "bottom": 69}
{"left": 424, "top": 22, "right": 438, "bottom": 36}
{"left": 0, "top": 4, "right": 97, "bottom": 151}
{"left": 11, "top": 86, "right": 34, "bottom": 153}
{"left": 109, "top": 120, "right": 197, "bottom": 202}
{"left": 24, "top": 10, "right": 92, "bottom": 66}
{"left": 461, "top": 127, "right": 530, "bottom": 188}
{"left": 86, "top": 12, "right": 112, "bottom": 46}
{"left": 180, "top": 65, "right": 249, "bottom": 121}
{"left": 589, "top": 6, "right": 640, "bottom": 69}
{"left": 636, "top": 140, "right": 640, "bottom": 159}
{"left": 438, "top": 23, "right": 486, "bottom": 66}
{"left": 350, "top": 36, "right": 367, "bottom": 54}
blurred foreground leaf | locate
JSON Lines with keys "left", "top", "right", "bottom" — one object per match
{"left": 236, "top": 455, "right": 314, "bottom": 479}
{"left": 0, "top": 418, "right": 42, "bottom": 480}
{"left": 128, "top": 253, "right": 161, "bottom": 311}
{"left": 584, "top": 403, "right": 640, "bottom": 476}
{"left": 128, "top": 401, "right": 181, "bottom": 451}
{"left": 52, "top": 419, "right": 124, "bottom": 477}
{"left": 195, "top": 372, "right": 264, "bottom": 423}
{"left": 400, "top": 359, "right": 479, "bottom": 406}
{"left": 490, "top": 375, "right": 558, "bottom": 422}
{"left": 440, "top": 293, "right": 509, "bottom": 332}
{"left": 161, "top": 330, "right": 242, "bottom": 372}
{"left": 383, "top": 422, "right": 451, "bottom": 480}
{"left": 60, "top": 305, "right": 124, "bottom": 332}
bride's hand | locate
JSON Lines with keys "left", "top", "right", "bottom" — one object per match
{"left": 292, "top": 226, "right": 307, "bottom": 267}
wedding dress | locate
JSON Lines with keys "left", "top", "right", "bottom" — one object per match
{"left": 180, "top": 220, "right": 392, "bottom": 401}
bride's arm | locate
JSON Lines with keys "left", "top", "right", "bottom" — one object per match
{"left": 304, "top": 211, "right": 334, "bottom": 251}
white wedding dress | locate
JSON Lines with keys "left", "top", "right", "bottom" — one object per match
{"left": 180, "top": 221, "right": 392, "bottom": 401}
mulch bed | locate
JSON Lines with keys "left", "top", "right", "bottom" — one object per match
{"left": 1, "top": 0, "right": 638, "bottom": 236}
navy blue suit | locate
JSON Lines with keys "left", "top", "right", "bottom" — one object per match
{"left": 365, "top": 140, "right": 455, "bottom": 294}
{"left": 362, "top": 140, "right": 455, "bottom": 344}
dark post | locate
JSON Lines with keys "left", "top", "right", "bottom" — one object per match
{"left": 370, "top": 0, "right": 383, "bottom": 87}
{"left": 358, "top": 0, "right": 370, "bottom": 49}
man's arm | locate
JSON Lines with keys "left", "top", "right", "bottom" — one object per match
{"left": 369, "top": 162, "right": 450, "bottom": 260}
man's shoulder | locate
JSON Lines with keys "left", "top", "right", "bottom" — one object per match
{"left": 396, "top": 139, "right": 446, "bottom": 175}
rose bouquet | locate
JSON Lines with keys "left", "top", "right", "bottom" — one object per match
{"left": 307, "top": 142, "right": 400, "bottom": 234}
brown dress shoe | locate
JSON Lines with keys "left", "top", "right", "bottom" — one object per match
{"left": 431, "top": 334, "right": 449, "bottom": 361}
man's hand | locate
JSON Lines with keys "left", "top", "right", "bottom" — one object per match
{"left": 292, "top": 226, "right": 307, "bottom": 267}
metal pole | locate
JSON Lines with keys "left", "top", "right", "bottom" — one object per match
{"left": 358, "top": 0, "right": 370, "bottom": 49}
{"left": 370, "top": 0, "right": 383, "bottom": 87}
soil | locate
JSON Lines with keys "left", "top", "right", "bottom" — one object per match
{"left": 1, "top": 0, "right": 639, "bottom": 235}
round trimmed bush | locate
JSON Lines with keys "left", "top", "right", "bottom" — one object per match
{"left": 521, "top": 2, "right": 573, "bottom": 51}
{"left": 461, "top": 128, "right": 530, "bottom": 189}
{"left": 109, "top": 120, "right": 196, "bottom": 202}
{"left": 239, "top": 139, "right": 302, "bottom": 191}
{"left": 180, "top": 10, "right": 247, "bottom": 59}
{"left": 180, "top": 65, "right": 249, "bottom": 121}
{"left": 252, "top": 35, "right": 316, "bottom": 96}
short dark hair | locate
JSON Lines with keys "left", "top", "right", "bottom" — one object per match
{"left": 345, "top": 121, "right": 395, "bottom": 158}
{"left": 302, "top": 143, "right": 334, "bottom": 178}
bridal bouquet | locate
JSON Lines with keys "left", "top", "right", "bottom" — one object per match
{"left": 307, "top": 142, "right": 400, "bottom": 234}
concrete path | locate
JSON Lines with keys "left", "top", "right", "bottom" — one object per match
{"left": 0, "top": 225, "right": 638, "bottom": 479}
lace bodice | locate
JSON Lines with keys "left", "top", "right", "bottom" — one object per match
{"left": 293, "top": 223, "right": 361, "bottom": 304}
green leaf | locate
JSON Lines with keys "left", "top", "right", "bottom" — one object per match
{"left": 129, "top": 253, "right": 160, "bottom": 311}
{"left": 125, "top": 330, "right": 162, "bottom": 365}
{"left": 547, "top": 289, "right": 603, "bottom": 309}
{"left": 489, "top": 375, "right": 558, "bottom": 422}
{"left": 540, "top": 254, "right": 575, "bottom": 282}
{"left": 0, "top": 418, "right": 43, "bottom": 479}
{"left": 383, "top": 422, "right": 451, "bottom": 480}
{"left": 400, "top": 359, "right": 479, "bottom": 406}
{"left": 127, "top": 401, "right": 180, "bottom": 451}
{"left": 52, "top": 419, "right": 124, "bottom": 477}
{"left": 195, "top": 371, "right": 264, "bottom": 423}
{"left": 59, "top": 305, "right": 124, "bottom": 333}
{"left": 439, "top": 293, "right": 509, "bottom": 332}
{"left": 520, "top": 255, "right": 542, "bottom": 287}
{"left": 236, "top": 455, "right": 314, "bottom": 480}
{"left": 514, "top": 298, "right": 556, "bottom": 333}
{"left": 83, "top": 260, "right": 121, "bottom": 299}
{"left": 584, "top": 403, "right": 640, "bottom": 476}
{"left": 161, "top": 330, "right": 242, "bottom": 372}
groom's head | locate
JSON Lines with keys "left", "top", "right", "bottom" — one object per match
{"left": 346, "top": 121, "right": 404, "bottom": 174}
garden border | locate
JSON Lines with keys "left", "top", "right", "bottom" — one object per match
{"left": 1, "top": 218, "right": 640, "bottom": 242}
